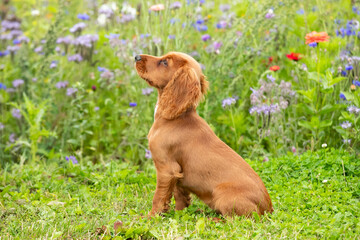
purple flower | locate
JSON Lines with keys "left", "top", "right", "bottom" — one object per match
{"left": 308, "top": 42, "right": 317, "bottom": 47}
{"left": 69, "top": 22, "right": 87, "bottom": 33}
{"left": 213, "top": 41, "right": 223, "bottom": 52}
{"left": 340, "top": 93, "right": 346, "bottom": 100}
{"left": 196, "top": 24, "right": 208, "bottom": 31}
{"left": 13, "top": 39, "right": 21, "bottom": 45}
{"left": 97, "top": 66, "right": 107, "bottom": 72}
{"left": 55, "top": 81, "right": 69, "bottom": 89}
{"left": 266, "top": 74, "right": 276, "bottom": 82}
{"left": 94, "top": 106, "right": 100, "bottom": 111}
{"left": 265, "top": 9, "right": 275, "bottom": 19}
{"left": 56, "top": 35, "right": 73, "bottom": 45}
{"left": 222, "top": 97, "right": 236, "bottom": 108}
{"left": 9, "top": 133, "right": 16, "bottom": 143}
{"left": 120, "top": 14, "right": 136, "bottom": 23}
{"left": 340, "top": 121, "right": 352, "bottom": 129}
{"left": 152, "top": 37, "right": 162, "bottom": 44}
{"left": 343, "top": 139, "right": 351, "bottom": 144}
{"left": 219, "top": 4, "right": 230, "bottom": 12}
{"left": 105, "top": 33, "right": 120, "bottom": 39}
{"left": 68, "top": 54, "right": 83, "bottom": 62}
{"left": 7, "top": 45, "right": 20, "bottom": 53}
{"left": 77, "top": 13, "right": 90, "bottom": 20}
{"left": 216, "top": 21, "right": 230, "bottom": 29}
{"left": 12, "top": 79, "right": 24, "bottom": 88}
{"left": 34, "top": 46, "right": 43, "bottom": 54}
{"left": 168, "top": 35, "right": 176, "bottom": 39}
{"left": 100, "top": 70, "right": 114, "bottom": 79}
{"left": 17, "top": 35, "right": 30, "bottom": 43}
{"left": 11, "top": 108, "right": 22, "bottom": 119}
{"left": 129, "top": 102, "right": 137, "bottom": 107}
{"left": 65, "top": 156, "right": 78, "bottom": 164}
{"left": 66, "top": 88, "right": 78, "bottom": 96}
{"left": 353, "top": 80, "right": 360, "bottom": 87}
{"left": 170, "top": 1, "right": 182, "bottom": 9}
{"left": 142, "top": 88, "right": 154, "bottom": 96}
{"left": 0, "top": 122, "right": 4, "bottom": 130}
{"left": 345, "top": 65, "right": 353, "bottom": 71}
{"left": 73, "top": 34, "right": 99, "bottom": 48}
{"left": 0, "top": 50, "right": 9, "bottom": 57}
{"left": 49, "top": 61, "right": 58, "bottom": 69}
{"left": 1, "top": 20, "right": 21, "bottom": 31}
{"left": 201, "top": 34, "right": 211, "bottom": 41}
{"left": 145, "top": 149, "right": 152, "bottom": 159}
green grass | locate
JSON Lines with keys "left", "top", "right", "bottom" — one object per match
{"left": 1, "top": 149, "right": 359, "bottom": 239}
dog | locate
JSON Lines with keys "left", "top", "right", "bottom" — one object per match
{"left": 135, "top": 52, "right": 273, "bottom": 217}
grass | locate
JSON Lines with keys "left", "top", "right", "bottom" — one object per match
{"left": 1, "top": 149, "right": 359, "bottom": 239}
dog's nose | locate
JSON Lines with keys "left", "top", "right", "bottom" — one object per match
{"left": 135, "top": 55, "right": 142, "bottom": 62}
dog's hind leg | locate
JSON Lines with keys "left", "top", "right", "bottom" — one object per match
{"left": 174, "top": 184, "right": 191, "bottom": 211}
{"left": 211, "top": 183, "right": 263, "bottom": 217}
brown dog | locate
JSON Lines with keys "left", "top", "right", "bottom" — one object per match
{"left": 135, "top": 52, "right": 273, "bottom": 217}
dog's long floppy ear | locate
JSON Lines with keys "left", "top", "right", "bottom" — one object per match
{"left": 158, "top": 66, "right": 202, "bottom": 120}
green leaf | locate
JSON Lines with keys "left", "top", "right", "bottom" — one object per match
{"left": 195, "top": 217, "right": 206, "bottom": 234}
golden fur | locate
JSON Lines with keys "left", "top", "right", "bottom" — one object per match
{"left": 135, "top": 52, "right": 273, "bottom": 217}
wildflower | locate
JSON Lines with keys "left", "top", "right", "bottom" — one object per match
{"left": 73, "top": 34, "right": 99, "bottom": 48}
{"left": 201, "top": 34, "right": 211, "bottom": 41}
{"left": 340, "top": 121, "right": 351, "bottom": 129}
{"left": 222, "top": 97, "right": 236, "bottom": 108}
{"left": 153, "top": 37, "right": 162, "bottom": 44}
{"left": 168, "top": 35, "right": 176, "bottom": 39}
{"left": 65, "top": 156, "right": 78, "bottom": 164}
{"left": 216, "top": 21, "right": 230, "bottom": 29}
{"left": 269, "top": 65, "right": 280, "bottom": 71}
{"left": 105, "top": 33, "right": 120, "bottom": 39}
{"left": 31, "top": 9, "right": 40, "bottom": 16}
{"left": 49, "top": 61, "right": 58, "bottom": 69}
{"left": 322, "top": 179, "right": 328, "bottom": 183}
{"left": 170, "top": 18, "right": 180, "bottom": 24}
{"left": 12, "top": 79, "right": 24, "bottom": 88}
{"left": 308, "top": 42, "right": 317, "bottom": 47}
{"left": 353, "top": 80, "right": 360, "bottom": 87}
{"left": 32, "top": 78, "right": 37, "bottom": 82}
{"left": 219, "top": 4, "right": 230, "bottom": 12}
{"left": 305, "top": 31, "right": 330, "bottom": 44}
{"left": 0, "top": 83, "right": 7, "bottom": 90}
{"left": 56, "top": 35, "right": 73, "bottom": 45}
{"left": 266, "top": 74, "right": 276, "bottom": 82}
{"left": 69, "top": 22, "right": 87, "bottom": 33}
{"left": 0, "top": 50, "right": 9, "bottom": 57}
{"left": 265, "top": 9, "right": 275, "bottom": 19}
{"left": 7, "top": 45, "right": 20, "bottom": 53}
{"left": 9, "top": 133, "right": 16, "bottom": 143}
{"left": 321, "top": 143, "right": 327, "bottom": 148}
{"left": 129, "top": 102, "right": 137, "bottom": 107}
{"left": 345, "top": 65, "right": 353, "bottom": 71}
{"left": 343, "top": 139, "right": 351, "bottom": 144}
{"left": 291, "top": 146, "right": 296, "bottom": 153}
{"left": 145, "top": 149, "right": 152, "bottom": 159}
{"left": 0, "top": 123, "right": 4, "bottom": 130}
{"left": 66, "top": 88, "right": 78, "bottom": 96}
{"left": 94, "top": 106, "right": 100, "bottom": 111}
{"left": 91, "top": 85, "right": 96, "bottom": 91}
{"left": 11, "top": 108, "right": 22, "bottom": 119}
{"left": 339, "top": 93, "right": 346, "bottom": 100}
{"left": 142, "top": 88, "right": 154, "bottom": 96}
{"left": 55, "top": 81, "right": 69, "bottom": 89}
{"left": 100, "top": 71, "right": 114, "bottom": 79}
{"left": 301, "top": 63, "right": 308, "bottom": 71}
{"left": 297, "top": 9, "right": 304, "bottom": 14}
{"left": 341, "top": 70, "right": 347, "bottom": 76}
{"left": 34, "top": 46, "right": 43, "bottom": 54}
{"left": 97, "top": 66, "right": 107, "bottom": 72}
{"left": 17, "top": 35, "right": 30, "bottom": 44}
{"left": 286, "top": 52, "right": 302, "bottom": 61}
{"left": 68, "top": 54, "right": 83, "bottom": 62}
{"left": 77, "top": 13, "right": 90, "bottom": 21}
{"left": 263, "top": 156, "right": 269, "bottom": 162}
{"left": 196, "top": 24, "right": 208, "bottom": 31}
{"left": 351, "top": 84, "right": 356, "bottom": 90}
{"left": 213, "top": 41, "right": 222, "bottom": 51}
{"left": 170, "top": 2, "right": 182, "bottom": 9}
{"left": 149, "top": 4, "right": 165, "bottom": 12}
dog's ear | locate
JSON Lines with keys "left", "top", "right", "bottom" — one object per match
{"left": 158, "top": 66, "right": 202, "bottom": 119}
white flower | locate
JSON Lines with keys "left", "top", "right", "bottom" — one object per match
{"left": 31, "top": 9, "right": 40, "bottom": 16}
{"left": 122, "top": 3, "right": 137, "bottom": 16}
{"left": 321, "top": 143, "right": 327, "bottom": 148}
{"left": 97, "top": 14, "right": 108, "bottom": 26}
{"left": 322, "top": 179, "right": 328, "bottom": 183}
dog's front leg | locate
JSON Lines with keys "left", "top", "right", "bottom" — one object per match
{"left": 149, "top": 162, "right": 181, "bottom": 216}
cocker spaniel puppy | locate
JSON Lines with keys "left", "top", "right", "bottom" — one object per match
{"left": 135, "top": 52, "right": 273, "bottom": 217}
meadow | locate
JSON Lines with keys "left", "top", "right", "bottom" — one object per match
{"left": 0, "top": 0, "right": 360, "bottom": 239}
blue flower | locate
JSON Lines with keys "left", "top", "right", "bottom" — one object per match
{"left": 339, "top": 93, "right": 346, "bottom": 100}
{"left": 308, "top": 42, "right": 317, "bottom": 47}
{"left": 77, "top": 13, "right": 90, "bottom": 21}
{"left": 341, "top": 70, "right": 347, "bottom": 76}
{"left": 0, "top": 50, "right": 9, "bottom": 57}
{"left": 13, "top": 39, "right": 21, "bottom": 45}
{"left": 129, "top": 102, "right": 137, "bottom": 107}
{"left": 353, "top": 80, "right": 360, "bottom": 87}
{"left": 345, "top": 65, "right": 353, "bottom": 71}
{"left": 0, "top": 83, "right": 6, "bottom": 90}
{"left": 65, "top": 156, "right": 78, "bottom": 164}
{"left": 105, "top": 33, "right": 120, "bottom": 39}
{"left": 168, "top": 35, "right": 176, "bottom": 39}
{"left": 296, "top": 9, "right": 304, "bottom": 14}
{"left": 97, "top": 66, "right": 107, "bottom": 72}
{"left": 201, "top": 34, "right": 211, "bottom": 41}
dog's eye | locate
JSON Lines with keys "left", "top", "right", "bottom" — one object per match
{"left": 159, "top": 59, "right": 168, "bottom": 67}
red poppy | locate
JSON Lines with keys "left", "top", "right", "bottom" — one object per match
{"left": 286, "top": 52, "right": 302, "bottom": 61}
{"left": 269, "top": 65, "right": 280, "bottom": 71}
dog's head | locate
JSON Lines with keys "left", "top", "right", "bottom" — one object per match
{"left": 135, "top": 52, "right": 208, "bottom": 119}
